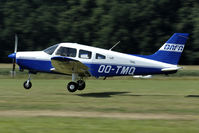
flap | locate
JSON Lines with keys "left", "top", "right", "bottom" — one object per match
{"left": 51, "top": 56, "right": 90, "bottom": 76}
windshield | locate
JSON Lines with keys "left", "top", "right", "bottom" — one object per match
{"left": 43, "top": 44, "right": 58, "bottom": 55}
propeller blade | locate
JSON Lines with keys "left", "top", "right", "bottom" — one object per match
{"left": 11, "top": 58, "right": 16, "bottom": 78}
{"left": 14, "top": 34, "right": 18, "bottom": 53}
{"left": 11, "top": 34, "right": 18, "bottom": 77}
{"left": 12, "top": 59, "right": 16, "bottom": 72}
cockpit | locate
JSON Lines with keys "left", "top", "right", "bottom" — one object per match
{"left": 43, "top": 43, "right": 106, "bottom": 60}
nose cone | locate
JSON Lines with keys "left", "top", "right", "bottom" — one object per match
{"left": 8, "top": 53, "right": 16, "bottom": 59}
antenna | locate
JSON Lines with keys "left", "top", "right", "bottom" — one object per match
{"left": 109, "top": 41, "right": 120, "bottom": 51}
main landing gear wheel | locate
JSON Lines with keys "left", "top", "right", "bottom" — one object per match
{"left": 23, "top": 81, "right": 32, "bottom": 89}
{"left": 67, "top": 74, "right": 86, "bottom": 92}
{"left": 77, "top": 80, "right": 86, "bottom": 90}
{"left": 67, "top": 82, "right": 78, "bottom": 92}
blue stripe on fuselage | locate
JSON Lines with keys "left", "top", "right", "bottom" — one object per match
{"left": 84, "top": 63, "right": 163, "bottom": 77}
{"left": 17, "top": 59, "right": 53, "bottom": 72}
{"left": 16, "top": 59, "right": 163, "bottom": 77}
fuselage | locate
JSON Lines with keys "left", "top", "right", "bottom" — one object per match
{"left": 7, "top": 33, "right": 189, "bottom": 92}
{"left": 15, "top": 43, "right": 177, "bottom": 77}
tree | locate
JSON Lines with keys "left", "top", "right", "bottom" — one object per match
{"left": 0, "top": 0, "right": 198, "bottom": 64}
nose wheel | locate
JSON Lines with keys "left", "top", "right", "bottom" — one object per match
{"left": 67, "top": 80, "right": 86, "bottom": 92}
{"left": 23, "top": 80, "right": 32, "bottom": 89}
{"left": 23, "top": 73, "right": 32, "bottom": 90}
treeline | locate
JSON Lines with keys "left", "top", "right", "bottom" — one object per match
{"left": 0, "top": 0, "right": 199, "bottom": 64}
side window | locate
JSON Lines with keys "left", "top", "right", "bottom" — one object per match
{"left": 79, "top": 50, "right": 92, "bottom": 59}
{"left": 56, "top": 47, "right": 77, "bottom": 57}
{"left": 96, "top": 53, "right": 106, "bottom": 59}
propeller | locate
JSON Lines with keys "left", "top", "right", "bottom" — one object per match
{"left": 11, "top": 34, "right": 18, "bottom": 77}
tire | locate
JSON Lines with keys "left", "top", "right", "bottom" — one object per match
{"left": 77, "top": 80, "right": 86, "bottom": 90}
{"left": 67, "top": 82, "right": 78, "bottom": 92}
{"left": 23, "top": 81, "right": 32, "bottom": 89}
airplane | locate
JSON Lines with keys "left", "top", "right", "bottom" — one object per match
{"left": 8, "top": 33, "right": 189, "bottom": 92}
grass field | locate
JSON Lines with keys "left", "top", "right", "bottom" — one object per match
{"left": 0, "top": 64, "right": 199, "bottom": 133}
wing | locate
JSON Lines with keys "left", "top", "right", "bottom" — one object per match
{"left": 51, "top": 56, "right": 90, "bottom": 77}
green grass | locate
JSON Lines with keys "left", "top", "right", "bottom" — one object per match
{"left": 0, "top": 78, "right": 199, "bottom": 132}
{"left": 1, "top": 64, "right": 199, "bottom": 132}
{"left": 0, "top": 79, "right": 199, "bottom": 114}
{"left": 0, "top": 117, "right": 199, "bottom": 133}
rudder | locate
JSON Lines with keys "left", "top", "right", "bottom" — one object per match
{"left": 148, "top": 33, "right": 189, "bottom": 65}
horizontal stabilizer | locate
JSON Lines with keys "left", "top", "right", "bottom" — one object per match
{"left": 133, "top": 75, "right": 152, "bottom": 79}
{"left": 161, "top": 67, "right": 182, "bottom": 72}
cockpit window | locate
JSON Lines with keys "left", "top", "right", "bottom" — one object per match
{"left": 56, "top": 46, "right": 77, "bottom": 57}
{"left": 96, "top": 53, "right": 106, "bottom": 59}
{"left": 79, "top": 50, "right": 92, "bottom": 59}
{"left": 43, "top": 44, "right": 58, "bottom": 55}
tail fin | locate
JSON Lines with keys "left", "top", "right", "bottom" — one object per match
{"left": 149, "top": 33, "right": 189, "bottom": 65}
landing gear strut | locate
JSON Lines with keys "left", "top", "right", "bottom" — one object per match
{"left": 67, "top": 73, "right": 86, "bottom": 92}
{"left": 23, "top": 73, "right": 32, "bottom": 89}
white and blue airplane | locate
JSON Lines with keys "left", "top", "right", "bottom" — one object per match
{"left": 8, "top": 33, "right": 189, "bottom": 92}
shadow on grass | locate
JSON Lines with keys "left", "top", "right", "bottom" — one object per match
{"left": 77, "top": 92, "right": 174, "bottom": 98}
{"left": 186, "top": 95, "right": 199, "bottom": 98}
{"left": 77, "top": 91, "right": 131, "bottom": 98}
{"left": 76, "top": 92, "right": 173, "bottom": 97}
{"left": 55, "top": 91, "right": 173, "bottom": 98}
